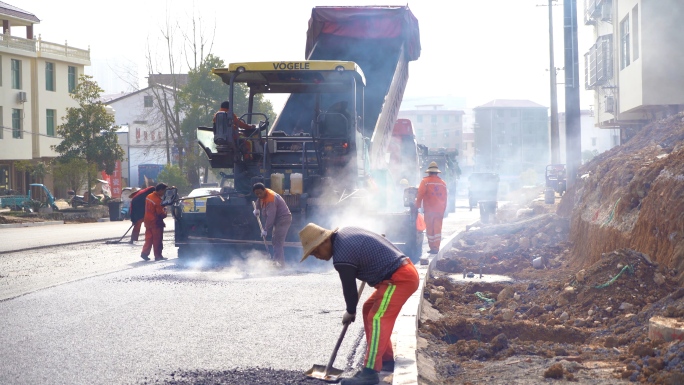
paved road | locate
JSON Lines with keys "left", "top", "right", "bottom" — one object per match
{"left": 0, "top": 219, "right": 174, "bottom": 253}
{"left": 0, "top": 199, "right": 480, "bottom": 385}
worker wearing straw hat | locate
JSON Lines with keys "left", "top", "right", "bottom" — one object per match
{"left": 299, "top": 223, "right": 419, "bottom": 385}
{"left": 415, "top": 161, "right": 448, "bottom": 254}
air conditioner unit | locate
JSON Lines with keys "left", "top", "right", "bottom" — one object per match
{"left": 604, "top": 96, "right": 615, "bottom": 114}
{"left": 17, "top": 91, "right": 27, "bottom": 103}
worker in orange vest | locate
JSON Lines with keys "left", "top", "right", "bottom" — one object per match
{"left": 415, "top": 162, "right": 448, "bottom": 254}
{"left": 213, "top": 101, "right": 256, "bottom": 160}
{"left": 140, "top": 183, "right": 168, "bottom": 261}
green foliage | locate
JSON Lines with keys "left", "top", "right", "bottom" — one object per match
{"left": 14, "top": 160, "right": 50, "bottom": 183}
{"left": 156, "top": 165, "right": 192, "bottom": 196}
{"left": 52, "top": 75, "right": 124, "bottom": 175}
{"left": 52, "top": 158, "right": 97, "bottom": 193}
{"left": 582, "top": 149, "right": 599, "bottom": 164}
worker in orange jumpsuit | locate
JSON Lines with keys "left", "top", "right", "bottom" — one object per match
{"left": 415, "top": 161, "right": 448, "bottom": 254}
{"left": 140, "top": 183, "right": 168, "bottom": 261}
{"left": 299, "top": 223, "right": 419, "bottom": 385}
{"left": 128, "top": 186, "right": 154, "bottom": 244}
{"left": 213, "top": 101, "right": 256, "bottom": 159}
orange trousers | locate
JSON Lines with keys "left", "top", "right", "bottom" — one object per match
{"left": 141, "top": 222, "right": 164, "bottom": 258}
{"left": 362, "top": 261, "right": 419, "bottom": 371}
{"left": 424, "top": 211, "right": 444, "bottom": 251}
{"left": 131, "top": 219, "right": 143, "bottom": 242}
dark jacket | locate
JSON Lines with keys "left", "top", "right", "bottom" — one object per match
{"left": 130, "top": 187, "right": 155, "bottom": 223}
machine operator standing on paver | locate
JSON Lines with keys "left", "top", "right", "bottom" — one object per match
{"left": 253, "top": 183, "right": 292, "bottom": 266}
{"left": 299, "top": 223, "right": 419, "bottom": 385}
{"left": 415, "top": 161, "right": 448, "bottom": 254}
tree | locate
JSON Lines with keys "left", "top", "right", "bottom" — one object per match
{"left": 52, "top": 75, "right": 125, "bottom": 197}
{"left": 156, "top": 165, "right": 192, "bottom": 196}
{"left": 14, "top": 160, "right": 50, "bottom": 184}
{"left": 52, "top": 158, "right": 97, "bottom": 193}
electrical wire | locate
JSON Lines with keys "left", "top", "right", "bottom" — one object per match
{"left": 0, "top": 125, "right": 64, "bottom": 140}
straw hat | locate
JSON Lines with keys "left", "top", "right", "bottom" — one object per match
{"left": 299, "top": 223, "right": 338, "bottom": 262}
{"left": 425, "top": 161, "right": 441, "bottom": 173}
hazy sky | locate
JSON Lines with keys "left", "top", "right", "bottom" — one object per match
{"left": 19, "top": 0, "right": 595, "bottom": 111}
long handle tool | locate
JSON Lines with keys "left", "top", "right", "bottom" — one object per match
{"left": 305, "top": 281, "right": 366, "bottom": 382}
{"left": 251, "top": 201, "right": 272, "bottom": 259}
{"left": 105, "top": 223, "right": 135, "bottom": 244}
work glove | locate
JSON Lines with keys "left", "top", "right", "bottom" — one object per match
{"left": 261, "top": 229, "right": 268, "bottom": 237}
{"left": 342, "top": 311, "right": 356, "bottom": 325}
{"left": 253, "top": 209, "right": 260, "bottom": 217}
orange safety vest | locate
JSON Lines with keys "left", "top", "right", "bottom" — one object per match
{"left": 415, "top": 175, "right": 447, "bottom": 213}
{"left": 144, "top": 192, "right": 167, "bottom": 224}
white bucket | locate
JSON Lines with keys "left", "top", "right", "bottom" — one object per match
{"left": 290, "top": 173, "right": 303, "bottom": 195}
{"left": 270, "top": 173, "right": 284, "bottom": 195}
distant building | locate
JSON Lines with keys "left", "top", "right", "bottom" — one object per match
{"left": 101, "top": 74, "right": 187, "bottom": 187}
{"left": 584, "top": 0, "right": 684, "bottom": 141}
{"left": 473, "top": 99, "right": 549, "bottom": 176}
{"left": 559, "top": 110, "right": 620, "bottom": 163}
{"left": 0, "top": 3, "right": 91, "bottom": 196}
{"left": 397, "top": 104, "right": 465, "bottom": 164}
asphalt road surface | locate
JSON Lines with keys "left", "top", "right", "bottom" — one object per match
{"left": 0, "top": 200, "right": 480, "bottom": 384}
{"left": 1, "top": 239, "right": 370, "bottom": 385}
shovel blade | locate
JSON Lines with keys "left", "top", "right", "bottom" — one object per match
{"left": 304, "top": 364, "right": 344, "bottom": 383}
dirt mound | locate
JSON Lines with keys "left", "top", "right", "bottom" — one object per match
{"left": 561, "top": 113, "right": 684, "bottom": 284}
{"left": 420, "top": 210, "right": 684, "bottom": 383}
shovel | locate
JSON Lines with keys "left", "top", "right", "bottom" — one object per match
{"left": 305, "top": 281, "right": 366, "bottom": 383}
{"left": 251, "top": 201, "right": 272, "bottom": 259}
{"left": 105, "top": 223, "right": 135, "bottom": 244}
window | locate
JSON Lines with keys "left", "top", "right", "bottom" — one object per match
{"left": 144, "top": 95, "right": 153, "bottom": 108}
{"left": 45, "top": 62, "right": 55, "bottom": 91}
{"left": 416, "top": 115, "right": 423, "bottom": 123}
{"left": 510, "top": 110, "right": 518, "bottom": 117}
{"left": 496, "top": 110, "right": 505, "bottom": 118}
{"left": 46, "top": 109, "right": 56, "bottom": 136}
{"left": 68, "top": 66, "right": 77, "bottom": 93}
{"left": 443, "top": 115, "right": 449, "bottom": 123}
{"left": 11, "top": 59, "right": 21, "bottom": 89}
{"left": 632, "top": 5, "right": 639, "bottom": 61}
{"left": 620, "top": 16, "right": 630, "bottom": 69}
{"left": 12, "top": 109, "right": 22, "bottom": 139}
{"left": 431, "top": 115, "right": 437, "bottom": 124}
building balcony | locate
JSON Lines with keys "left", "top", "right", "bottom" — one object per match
{"left": 0, "top": 33, "right": 90, "bottom": 63}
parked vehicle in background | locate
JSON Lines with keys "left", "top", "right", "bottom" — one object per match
{"left": 181, "top": 187, "right": 222, "bottom": 213}
{"left": 0, "top": 184, "right": 58, "bottom": 212}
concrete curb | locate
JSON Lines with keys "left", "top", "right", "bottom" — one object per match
{"left": 0, "top": 221, "right": 64, "bottom": 229}
{"left": 392, "top": 228, "right": 468, "bottom": 385}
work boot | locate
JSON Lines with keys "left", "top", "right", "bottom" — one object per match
{"left": 381, "top": 360, "right": 395, "bottom": 372}
{"left": 340, "top": 368, "right": 379, "bottom": 385}
{"left": 154, "top": 256, "right": 168, "bottom": 261}
{"left": 140, "top": 255, "right": 150, "bottom": 261}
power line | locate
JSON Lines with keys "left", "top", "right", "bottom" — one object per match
{"left": 0, "top": 125, "right": 64, "bottom": 140}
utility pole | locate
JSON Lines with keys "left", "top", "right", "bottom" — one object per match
{"left": 547, "top": 0, "right": 561, "bottom": 165}
{"left": 564, "top": 0, "right": 581, "bottom": 188}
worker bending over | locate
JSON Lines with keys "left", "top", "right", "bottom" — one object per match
{"left": 299, "top": 223, "right": 419, "bottom": 385}
{"left": 253, "top": 183, "right": 292, "bottom": 266}
{"left": 415, "top": 161, "right": 448, "bottom": 254}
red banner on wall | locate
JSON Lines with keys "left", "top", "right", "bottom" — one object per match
{"left": 101, "top": 161, "right": 123, "bottom": 198}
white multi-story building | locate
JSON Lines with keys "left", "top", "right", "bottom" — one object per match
{"left": 0, "top": 3, "right": 90, "bottom": 195}
{"left": 397, "top": 104, "right": 465, "bottom": 164}
{"left": 102, "top": 74, "right": 187, "bottom": 187}
{"left": 584, "top": 0, "right": 684, "bottom": 140}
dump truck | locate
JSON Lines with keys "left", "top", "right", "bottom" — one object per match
{"left": 169, "top": 6, "right": 423, "bottom": 261}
